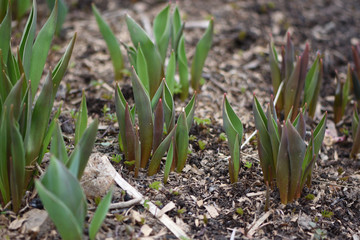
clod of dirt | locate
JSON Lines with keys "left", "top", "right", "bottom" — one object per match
{"left": 81, "top": 153, "right": 114, "bottom": 198}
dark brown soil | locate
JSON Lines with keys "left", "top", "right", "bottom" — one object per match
{"left": 1, "top": 0, "right": 360, "bottom": 239}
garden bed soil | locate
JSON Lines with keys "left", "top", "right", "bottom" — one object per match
{"left": 1, "top": 0, "right": 360, "bottom": 239}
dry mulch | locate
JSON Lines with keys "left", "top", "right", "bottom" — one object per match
{"left": 1, "top": 0, "right": 360, "bottom": 239}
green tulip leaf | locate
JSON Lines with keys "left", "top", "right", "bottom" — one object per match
{"left": 19, "top": 1, "right": 36, "bottom": 78}
{"left": 165, "top": 50, "right": 176, "bottom": 94}
{"left": 286, "top": 121, "right": 306, "bottom": 202}
{"left": 178, "top": 36, "right": 189, "bottom": 101}
{"left": 92, "top": 4, "right": 124, "bottom": 81}
{"left": 175, "top": 111, "right": 189, "bottom": 172}
{"left": 163, "top": 139, "right": 174, "bottom": 184}
{"left": 36, "top": 157, "right": 86, "bottom": 240}
{"left": 29, "top": 0, "right": 57, "bottom": 96}
{"left": 153, "top": 4, "right": 171, "bottom": 64}
{"left": 0, "top": 2, "right": 11, "bottom": 64}
{"left": 52, "top": 33, "right": 77, "bottom": 97}
{"left": 50, "top": 121, "right": 68, "bottom": 164}
{"left": 136, "top": 45, "right": 150, "bottom": 94}
{"left": 75, "top": 90, "right": 88, "bottom": 145}
{"left": 131, "top": 67, "right": 153, "bottom": 168}
{"left": 126, "top": 14, "right": 163, "bottom": 98}
{"left": 148, "top": 125, "right": 177, "bottom": 176}
{"left": 25, "top": 73, "right": 53, "bottom": 165}
{"left": 276, "top": 124, "right": 290, "bottom": 204}
{"left": 190, "top": 18, "right": 213, "bottom": 91}
{"left": 89, "top": 187, "right": 113, "bottom": 240}
{"left": 9, "top": 107, "right": 26, "bottom": 213}
{"left": 67, "top": 119, "right": 98, "bottom": 179}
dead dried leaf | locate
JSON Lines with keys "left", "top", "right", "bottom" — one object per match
{"left": 9, "top": 218, "right": 27, "bottom": 230}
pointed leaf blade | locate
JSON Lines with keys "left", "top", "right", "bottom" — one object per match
{"left": 89, "top": 187, "right": 113, "bottom": 240}
{"left": 190, "top": 18, "right": 213, "bottom": 91}
{"left": 50, "top": 121, "right": 69, "bottom": 164}
{"left": 178, "top": 36, "right": 189, "bottom": 101}
{"left": 276, "top": 124, "right": 290, "bottom": 204}
{"left": 148, "top": 125, "right": 176, "bottom": 176}
{"left": 75, "top": 90, "right": 88, "bottom": 145}
{"left": 165, "top": 50, "right": 176, "bottom": 94}
{"left": 9, "top": 108, "right": 26, "bottom": 213}
{"left": 126, "top": 15, "right": 163, "bottom": 98}
{"left": 163, "top": 139, "right": 174, "bottom": 184}
{"left": 175, "top": 111, "right": 189, "bottom": 172}
{"left": 67, "top": 119, "right": 98, "bottom": 179}
{"left": 131, "top": 67, "right": 153, "bottom": 168}
{"left": 286, "top": 121, "right": 306, "bottom": 202}
{"left": 153, "top": 4, "right": 171, "bottom": 64}
{"left": 29, "top": 1, "right": 57, "bottom": 96}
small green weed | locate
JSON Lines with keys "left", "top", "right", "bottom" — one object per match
{"left": 111, "top": 154, "right": 122, "bottom": 163}
{"left": 244, "top": 161, "right": 252, "bottom": 169}
{"left": 149, "top": 181, "right": 161, "bottom": 191}
{"left": 198, "top": 140, "right": 206, "bottom": 150}
{"left": 305, "top": 194, "right": 315, "bottom": 201}
{"left": 236, "top": 207, "right": 244, "bottom": 216}
{"left": 177, "top": 208, "right": 186, "bottom": 215}
{"left": 219, "top": 132, "right": 227, "bottom": 141}
{"left": 194, "top": 116, "right": 211, "bottom": 126}
{"left": 321, "top": 210, "right": 334, "bottom": 218}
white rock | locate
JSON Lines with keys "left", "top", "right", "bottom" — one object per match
{"left": 80, "top": 153, "right": 115, "bottom": 198}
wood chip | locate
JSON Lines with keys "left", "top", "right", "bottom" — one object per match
{"left": 247, "top": 211, "right": 272, "bottom": 237}
{"left": 185, "top": 20, "right": 209, "bottom": 29}
{"left": 246, "top": 191, "right": 265, "bottom": 197}
{"left": 140, "top": 224, "right": 152, "bottom": 237}
{"left": 130, "top": 210, "right": 143, "bottom": 224}
{"left": 205, "top": 205, "right": 219, "bottom": 218}
{"left": 156, "top": 202, "right": 176, "bottom": 218}
{"left": 230, "top": 228, "right": 237, "bottom": 240}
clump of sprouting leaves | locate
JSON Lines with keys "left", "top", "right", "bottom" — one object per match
{"left": 0, "top": 0, "right": 68, "bottom": 35}
{"left": 92, "top": 4, "right": 213, "bottom": 99}
{"left": 350, "top": 104, "right": 360, "bottom": 158}
{"left": 269, "top": 33, "right": 323, "bottom": 120}
{"left": 333, "top": 66, "right": 350, "bottom": 124}
{"left": 115, "top": 68, "right": 196, "bottom": 183}
{"left": 0, "top": 1, "right": 76, "bottom": 213}
{"left": 253, "top": 96, "right": 327, "bottom": 204}
{"left": 36, "top": 93, "right": 113, "bottom": 240}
